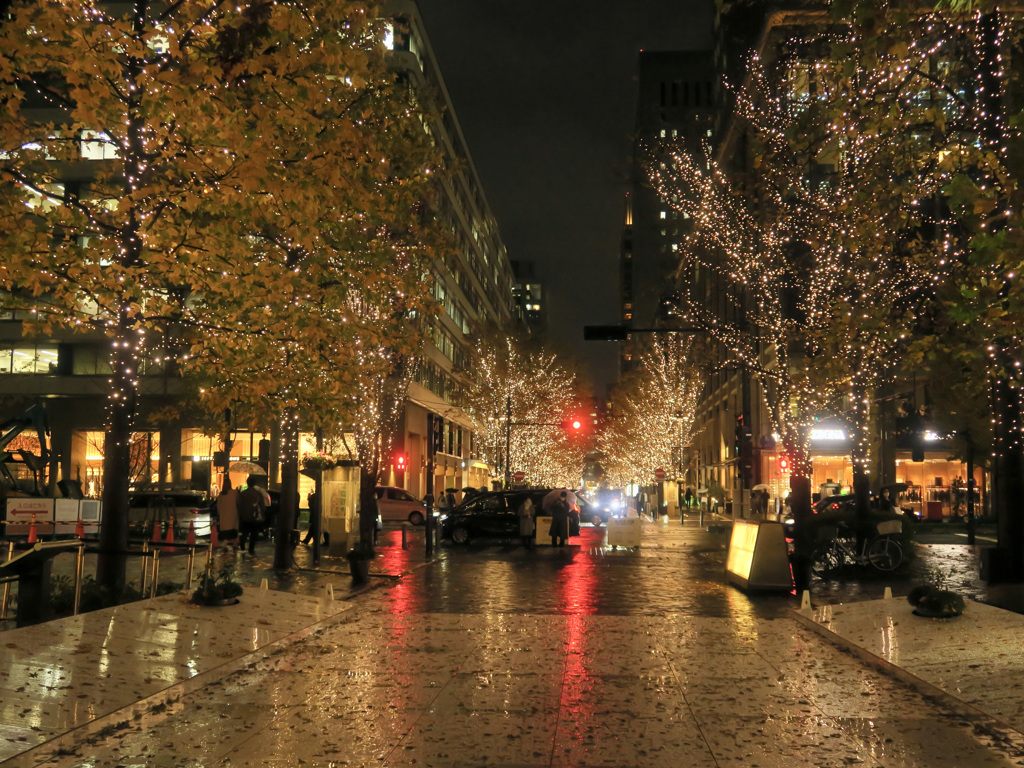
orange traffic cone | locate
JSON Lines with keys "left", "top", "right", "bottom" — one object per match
{"left": 27, "top": 514, "right": 37, "bottom": 544}
{"left": 210, "top": 522, "right": 219, "bottom": 549}
{"left": 152, "top": 520, "right": 161, "bottom": 544}
{"left": 163, "top": 516, "right": 175, "bottom": 552}
{"left": 75, "top": 518, "right": 85, "bottom": 539}
{"left": 186, "top": 520, "right": 196, "bottom": 547}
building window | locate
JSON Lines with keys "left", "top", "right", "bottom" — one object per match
{"left": 0, "top": 345, "right": 59, "bottom": 374}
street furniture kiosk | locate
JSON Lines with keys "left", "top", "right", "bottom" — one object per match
{"left": 725, "top": 520, "right": 792, "bottom": 591}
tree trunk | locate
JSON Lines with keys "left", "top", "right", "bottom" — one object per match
{"left": 273, "top": 408, "right": 299, "bottom": 570}
{"left": 989, "top": 372, "right": 1024, "bottom": 581}
{"left": 358, "top": 464, "right": 378, "bottom": 551}
{"left": 787, "top": 437, "right": 813, "bottom": 594}
{"left": 96, "top": 324, "right": 136, "bottom": 590}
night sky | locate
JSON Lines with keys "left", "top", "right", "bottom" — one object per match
{"left": 415, "top": 1, "right": 715, "bottom": 395}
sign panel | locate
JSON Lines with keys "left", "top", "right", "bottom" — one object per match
{"left": 725, "top": 520, "right": 792, "bottom": 591}
{"left": 607, "top": 517, "right": 642, "bottom": 547}
{"left": 654, "top": 467, "right": 666, "bottom": 480}
{"left": 513, "top": 471, "right": 526, "bottom": 483}
{"left": 4, "top": 498, "right": 55, "bottom": 537}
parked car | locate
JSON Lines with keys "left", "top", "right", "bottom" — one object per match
{"left": 441, "top": 489, "right": 580, "bottom": 544}
{"left": 784, "top": 493, "right": 914, "bottom": 538}
{"left": 128, "top": 490, "right": 211, "bottom": 538}
{"left": 375, "top": 486, "right": 427, "bottom": 525}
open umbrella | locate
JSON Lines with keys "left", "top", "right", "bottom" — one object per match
{"left": 751, "top": 484, "right": 770, "bottom": 491}
{"left": 229, "top": 461, "right": 266, "bottom": 475}
{"left": 542, "top": 488, "right": 577, "bottom": 513}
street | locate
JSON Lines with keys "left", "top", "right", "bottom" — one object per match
{"left": 22, "top": 519, "right": 1024, "bottom": 767}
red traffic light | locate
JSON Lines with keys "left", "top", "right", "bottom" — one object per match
{"left": 395, "top": 454, "right": 406, "bottom": 470}
{"left": 561, "top": 416, "right": 589, "bottom": 434}
{"left": 779, "top": 456, "right": 790, "bottom": 473}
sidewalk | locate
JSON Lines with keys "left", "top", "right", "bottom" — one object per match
{"left": 4, "top": 521, "right": 1024, "bottom": 766}
{"left": 0, "top": 584, "right": 360, "bottom": 766}
{"left": 0, "top": 529, "right": 431, "bottom": 767}
{"left": 795, "top": 595, "right": 1024, "bottom": 743}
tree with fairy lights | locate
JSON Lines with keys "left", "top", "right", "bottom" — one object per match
{"left": 645, "top": 47, "right": 951, "bottom": 583}
{"left": 600, "top": 334, "right": 704, "bottom": 491}
{"left": 772, "top": 0, "right": 1024, "bottom": 574}
{"left": 465, "top": 328, "right": 590, "bottom": 489}
{"left": 0, "top": 0, "right": 441, "bottom": 585}
{"left": 809, "top": 0, "right": 1024, "bottom": 576}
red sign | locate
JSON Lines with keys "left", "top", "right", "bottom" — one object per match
{"left": 513, "top": 470, "right": 526, "bottom": 483}
{"left": 654, "top": 467, "right": 667, "bottom": 480}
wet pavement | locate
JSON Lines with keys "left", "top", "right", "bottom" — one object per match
{"left": 3, "top": 518, "right": 1024, "bottom": 766}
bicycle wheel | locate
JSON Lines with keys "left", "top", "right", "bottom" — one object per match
{"left": 866, "top": 536, "right": 903, "bottom": 571}
{"left": 811, "top": 541, "right": 845, "bottom": 578}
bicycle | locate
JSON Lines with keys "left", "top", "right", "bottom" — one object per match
{"left": 811, "top": 519, "right": 904, "bottom": 578}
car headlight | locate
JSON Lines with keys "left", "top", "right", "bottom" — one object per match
{"left": 611, "top": 499, "right": 621, "bottom": 508}
{"left": 784, "top": 517, "right": 795, "bottom": 527}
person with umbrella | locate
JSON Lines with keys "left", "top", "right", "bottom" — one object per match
{"left": 546, "top": 490, "right": 571, "bottom": 547}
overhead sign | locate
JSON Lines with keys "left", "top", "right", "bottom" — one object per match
{"left": 654, "top": 467, "right": 667, "bottom": 480}
{"left": 513, "top": 471, "right": 526, "bottom": 483}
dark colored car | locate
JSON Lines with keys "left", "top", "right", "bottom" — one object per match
{"left": 590, "top": 488, "right": 626, "bottom": 523}
{"left": 576, "top": 495, "right": 609, "bottom": 526}
{"left": 441, "top": 489, "right": 580, "bottom": 544}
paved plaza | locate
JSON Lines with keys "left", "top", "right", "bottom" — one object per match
{"left": 2, "top": 519, "right": 1024, "bottom": 767}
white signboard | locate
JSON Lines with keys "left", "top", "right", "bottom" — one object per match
{"left": 607, "top": 517, "right": 642, "bottom": 547}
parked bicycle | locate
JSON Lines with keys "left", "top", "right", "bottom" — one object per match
{"left": 811, "top": 519, "right": 904, "bottom": 577}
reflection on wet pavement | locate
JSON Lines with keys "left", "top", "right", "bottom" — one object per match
{"left": 7, "top": 520, "right": 1024, "bottom": 767}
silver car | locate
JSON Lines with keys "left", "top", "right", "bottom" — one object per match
{"left": 374, "top": 486, "right": 426, "bottom": 525}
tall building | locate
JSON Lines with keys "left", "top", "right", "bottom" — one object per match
{"left": 385, "top": 0, "right": 516, "bottom": 499}
{"left": 620, "top": 50, "right": 717, "bottom": 373}
{"left": 510, "top": 260, "right": 546, "bottom": 332}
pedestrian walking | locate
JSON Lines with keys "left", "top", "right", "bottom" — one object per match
{"left": 216, "top": 479, "right": 240, "bottom": 551}
{"left": 549, "top": 490, "right": 570, "bottom": 546}
{"left": 517, "top": 496, "right": 535, "bottom": 548}
{"left": 303, "top": 490, "right": 323, "bottom": 546}
{"left": 237, "top": 483, "right": 266, "bottom": 555}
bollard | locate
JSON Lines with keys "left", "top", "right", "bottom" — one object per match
{"left": 185, "top": 546, "right": 196, "bottom": 591}
{"left": 260, "top": 578, "right": 269, "bottom": 590}
{"left": 884, "top": 586, "right": 893, "bottom": 600}
{"left": 401, "top": 525, "right": 408, "bottom": 550}
{"left": 141, "top": 542, "right": 150, "bottom": 595}
{"left": 1, "top": 541, "right": 13, "bottom": 619}
{"left": 73, "top": 542, "right": 84, "bottom": 616}
{"left": 150, "top": 550, "right": 161, "bottom": 598}
{"left": 800, "top": 590, "right": 812, "bottom": 611}
{"left": 324, "top": 583, "right": 334, "bottom": 601}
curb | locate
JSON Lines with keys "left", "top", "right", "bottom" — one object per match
{"left": 790, "top": 606, "right": 1024, "bottom": 750}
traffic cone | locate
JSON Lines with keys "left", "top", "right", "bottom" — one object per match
{"left": 152, "top": 520, "right": 161, "bottom": 544}
{"left": 75, "top": 518, "right": 85, "bottom": 539}
{"left": 186, "top": 520, "right": 196, "bottom": 547}
{"left": 163, "top": 517, "right": 175, "bottom": 552}
{"left": 27, "top": 514, "right": 37, "bottom": 544}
